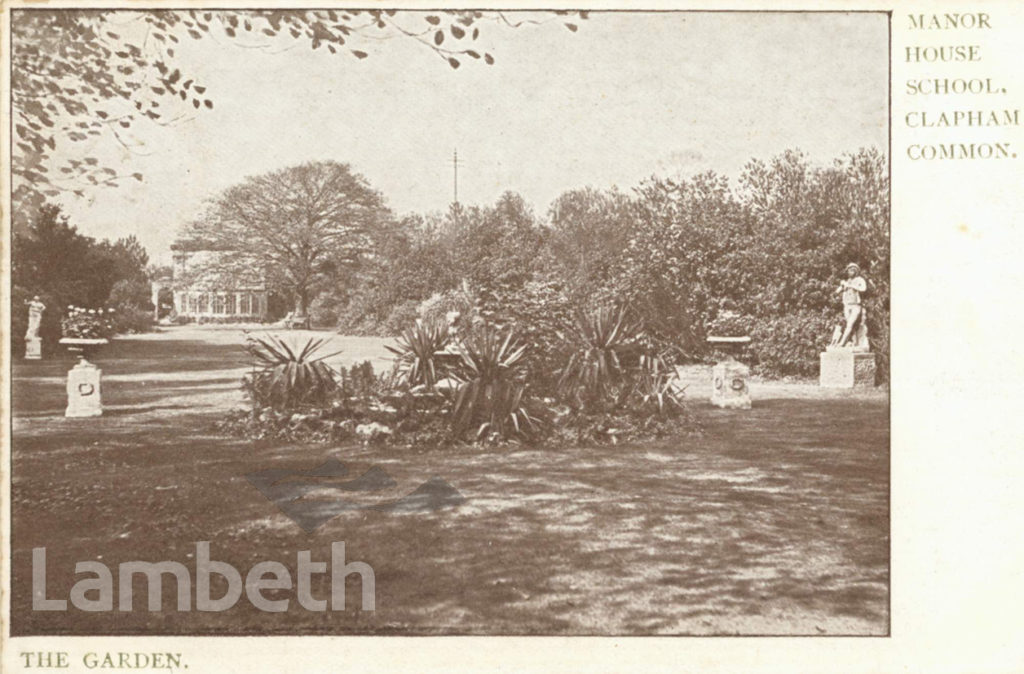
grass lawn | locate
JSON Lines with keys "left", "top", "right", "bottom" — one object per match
{"left": 10, "top": 327, "right": 889, "bottom": 635}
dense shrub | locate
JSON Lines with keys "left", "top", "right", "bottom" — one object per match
{"left": 110, "top": 306, "right": 154, "bottom": 334}
{"left": 382, "top": 299, "right": 422, "bottom": 337}
{"left": 476, "top": 277, "right": 575, "bottom": 389}
{"left": 13, "top": 206, "right": 150, "bottom": 312}
{"left": 332, "top": 193, "right": 544, "bottom": 336}
{"left": 308, "top": 293, "right": 340, "bottom": 329}
{"left": 865, "top": 297, "right": 889, "bottom": 383}
{"left": 334, "top": 285, "right": 407, "bottom": 336}
{"left": 11, "top": 287, "right": 30, "bottom": 358}
{"left": 747, "top": 311, "right": 832, "bottom": 378}
{"left": 108, "top": 277, "right": 152, "bottom": 311}
{"left": 617, "top": 148, "right": 889, "bottom": 380}
{"left": 706, "top": 311, "right": 754, "bottom": 339}
{"left": 546, "top": 187, "right": 635, "bottom": 306}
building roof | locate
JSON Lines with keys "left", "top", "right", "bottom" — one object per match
{"left": 170, "top": 237, "right": 235, "bottom": 253}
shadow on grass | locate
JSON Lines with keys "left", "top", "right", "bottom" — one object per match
{"left": 9, "top": 331, "right": 889, "bottom": 636}
{"left": 13, "top": 339, "right": 250, "bottom": 378}
{"left": 12, "top": 376, "right": 241, "bottom": 418}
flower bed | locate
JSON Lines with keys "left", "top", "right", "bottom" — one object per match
{"left": 220, "top": 310, "right": 701, "bottom": 449}
{"left": 61, "top": 305, "right": 115, "bottom": 340}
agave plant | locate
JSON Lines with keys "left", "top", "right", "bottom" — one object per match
{"left": 385, "top": 319, "right": 452, "bottom": 390}
{"left": 450, "top": 325, "right": 541, "bottom": 440}
{"left": 558, "top": 305, "right": 641, "bottom": 409}
{"left": 632, "top": 354, "right": 685, "bottom": 415}
{"left": 245, "top": 333, "right": 341, "bottom": 411}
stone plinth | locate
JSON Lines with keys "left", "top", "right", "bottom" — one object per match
{"left": 820, "top": 348, "right": 876, "bottom": 388}
{"left": 24, "top": 337, "right": 42, "bottom": 360}
{"left": 66, "top": 360, "right": 103, "bottom": 417}
{"left": 711, "top": 358, "right": 751, "bottom": 409}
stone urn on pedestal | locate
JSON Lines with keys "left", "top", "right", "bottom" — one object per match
{"left": 706, "top": 335, "right": 752, "bottom": 410}
{"left": 59, "top": 338, "right": 109, "bottom": 417}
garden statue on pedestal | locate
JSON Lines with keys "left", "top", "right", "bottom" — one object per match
{"left": 24, "top": 296, "right": 45, "bottom": 360}
{"left": 829, "top": 262, "right": 870, "bottom": 351}
{"left": 821, "top": 263, "right": 876, "bottom": 388}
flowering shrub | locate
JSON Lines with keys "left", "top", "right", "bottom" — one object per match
{"left": 417, "top": 282, "right": 480, "bottom": 334}
{"left": 61, "top": 305, "right": 114, "bottom": 339}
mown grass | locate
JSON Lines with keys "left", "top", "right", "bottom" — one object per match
{"left": 10, "top": 328, "right": 888, "bottom": 635}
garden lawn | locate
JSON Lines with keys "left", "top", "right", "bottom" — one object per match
{"left": 10, "top": 327, "right": 888, "bottom": 635}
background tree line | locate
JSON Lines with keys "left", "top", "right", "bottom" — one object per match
{"left": 316, "top": 147, "right": 889, "bottom": 380}
{"left": 11, "top": 204, "right": 155, "bottom": 357}
{"left": 12, "top": 146, "right": 887, "bottom": 381}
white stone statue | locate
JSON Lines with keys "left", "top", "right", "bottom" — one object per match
{"left": 829, "top": 263, "right": 869, "bottom": 350}
{"left": 24, "top": 296, "right": 46, "bottom": 359}
{"left": 25, "top": 296, "right": 46, "bottom": 339}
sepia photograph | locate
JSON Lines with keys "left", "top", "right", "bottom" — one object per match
{"left": 8, "top": 8, "right": 889, "bottom": 637}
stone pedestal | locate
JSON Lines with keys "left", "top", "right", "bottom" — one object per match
{"left": 24, "top": 337, "right": 42, "bottom": 360}
{"left": 711, "top": 358, "right": 751, "bottom": 409}
{"left": 819, "top": 348, "right": 876, "bottom": 388}
{"left": 66, "top": 359, "right": 103, "bottom": 417}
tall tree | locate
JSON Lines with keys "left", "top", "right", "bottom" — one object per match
{"left": 547, "top": 187, "right": 635, "bottom": 303}
{"left": 184, "top": 160, "right": 391, "bottom": 314}
{"left": 12, "top": 203, "right": 120, "bottom": 308}
{"left": 446, "top": 192, "right": 544, "bottom": 289}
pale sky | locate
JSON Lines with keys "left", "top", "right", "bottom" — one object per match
{"left": 43, "top": 11, "right": 888, "bottom": 264}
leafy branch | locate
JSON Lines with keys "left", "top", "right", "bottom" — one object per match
{"left": 11, "top": 9, "right": 586, "bottom": 232}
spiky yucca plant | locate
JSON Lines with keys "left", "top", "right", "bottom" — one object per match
{"left": 633, "top": 354, "right": 685, "bottom": 415}
{"left": 245, "top": 334, "right": 341, "bottom": 411}
{"left": 385, "top": 319, "right": 452, "bottom": 390}
{"left": 558, "top": 305, "right": 641, "bottom": 409}
{"left": 451, "top": 325, "right": 540, "bottom": 440}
